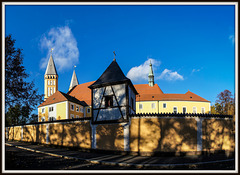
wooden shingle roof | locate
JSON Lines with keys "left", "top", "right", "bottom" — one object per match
{"left": 88, "top": 60, "right": 138, "bottom": 94}
{"left": 89, "top": 60, "right": 131, "bottom": 88}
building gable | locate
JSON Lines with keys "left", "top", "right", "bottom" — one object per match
{"left": 89, "top": 60, "right": 137, "bottom": 124}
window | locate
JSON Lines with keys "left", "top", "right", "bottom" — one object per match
{"left": 41, "top": 117, "right": 45, "bottom": 122}
{"left": 53, "top": 87, "right": 55, "bottom": 93}
{"left": 53, "top": 80, "right": 55, "bottom": 85}
{"left": 163, "top": 103, "right": 166, "bottom": 108}
{"left": 71, "top": 104, "right": 74, "bottom": 111}
{"left": 151, "top": 103, "right": 156, "bottom": 109}
{"left": 42, "top": 108, "right": 45, "bottom": 113}
{"left": 50, "top": 80, "right": 52, "bottom": 85}
{"left": 105, "top": 96, "right": 113, "bottom": 108}
{"left": 49, "top": 107, "right": 54, "bottom": 112}
{"left": 48, "top": 80, "right": 50, "bottom": 85}
{"left": 201, "top": 107, "right": 205, "bottom": 114}
{"left": 50, "top": 87, "right": 53, "bottom": 95}
{"left": 193, "top": 107, "right": 197, "bottom": 114}
{"left": 87, "top": 108, "right": 91, "bottom": 113}
{"left": 70, "top": 114, "right": 74, "bottom": 119}
{"left": 139, "top": 104, "right": 143, "bottom": 109}
{"left": 76, "top": 115, "right": 79, "bottom": 118}
{"left": 183, "top": 107, "right": 187, "bottom": 114}
{"left": 80, "top": 107, "right": 83, "bottom": 113}
{"left": 76, "top": 105, "right": 79, "bottom": 112}
{"left": 173, "top": 107, "right": 177, "bottom": 113}
{"left": 48, "top": 87, "right": 50, "bottom": 97}
{"left": 49, "top": 117, "right": 56, "bottom": 121}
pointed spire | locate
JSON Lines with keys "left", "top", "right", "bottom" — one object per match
{"left": 149, "top": 60, "right": 153, "bottom": 75}
{"left": 45, "top": 51, "right": 58, "bottom": 75}
{"left": 69, "top": 68, "right": 79, "bottom": 91}
{"left": 113, "top": 51, "right": 116, "bottom": 62}
{"left": 148, "top": 60, "right": 154, "bottom": 87}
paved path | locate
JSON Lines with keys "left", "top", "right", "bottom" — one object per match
{"left": 5, "top": 141, "right": 235, "bottom": 170}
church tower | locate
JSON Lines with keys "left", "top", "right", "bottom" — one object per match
{"left": 148, "top": 60, "right": 154, "bottom": 87}
{"left": 44, "top": 53, "right": 58, "bottom": 101}
{"left": 69, "top": 69, "right": 79, "bottom": 91}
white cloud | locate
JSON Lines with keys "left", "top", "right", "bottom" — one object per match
{"left": 192, "top": 68, "right": 200, "bottom": 73}
{"left": 229, "top": 35, "right": 235, "bottom": 45}
{"left": 127, "top": 58, "right": 183, "bottom": 82}
{"left": 158, "top": 69, "right": 184, "bottom": 81}
{"left": 39, "top": 25, "right": 79, "bottom": 71}
{"left": 126, "top": 58, "right": 160, "bottom": 82}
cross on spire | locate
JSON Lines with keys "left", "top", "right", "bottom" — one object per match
{"left": 50, "top": 48, "right": 54, "bottom": 55}
{"left": 113, "top": 51, "right": 116, "bottom": 61}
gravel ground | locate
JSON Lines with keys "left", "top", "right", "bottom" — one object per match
{"left": 5, "top": 145, "right": 235, "bottom": 171}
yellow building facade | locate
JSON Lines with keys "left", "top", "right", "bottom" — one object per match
{"left": 136, "top": 101, "right": 210, "bottom": 114}
{"left": 134, "top": 62, "right": 210, "bottom": 114}
{"left": 38, "top": 91, "right": 87, "bottom": 122}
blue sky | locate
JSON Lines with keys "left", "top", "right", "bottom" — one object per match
{"left": 5, "top": 4, "right": 235, "bottom": 113}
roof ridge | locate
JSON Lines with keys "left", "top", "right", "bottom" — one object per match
{"left": 60, "top": 91, "right": 88, "bottom": 106}
{"left": 185, "top": 91, "right": 209, "bottom": 101}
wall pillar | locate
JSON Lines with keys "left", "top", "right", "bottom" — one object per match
{"left": 66, "top": 101, "right": 69, "bottom": 119}
{"left": 46, "top": 124, "right": 49, "bottom": 144}
{"left": 21, "top": 126, "right": 23, "bottom": 141}
{"left": 196, "top": 117, "right": 203, "bottom": 152}
{"left": 122, "top": 123, "right": 130, "bottom": 151}
{"left": 91, "top": 124, "right": 97, "bottom": 149}
{"left": 6, "top": 127, "right": 9, "bottom": 140}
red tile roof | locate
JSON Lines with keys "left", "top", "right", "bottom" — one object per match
{"left": 39, "top": 82, "right": 209, "bottom": 108}
{"left": 38, "top": 91, "right": 86, "bottom": 107}
{"left": 134, "top": 84, "right": 209, "bottom": 102}
{"left": 67, "top": 81, "right": 95, "bottom": 106}
{"left": 134, "top": 84, "right": 163, "bottom": 94}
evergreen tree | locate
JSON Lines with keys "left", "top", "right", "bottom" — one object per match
{"left": 5, "top": 35, "right": 43, "bottom": 126}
